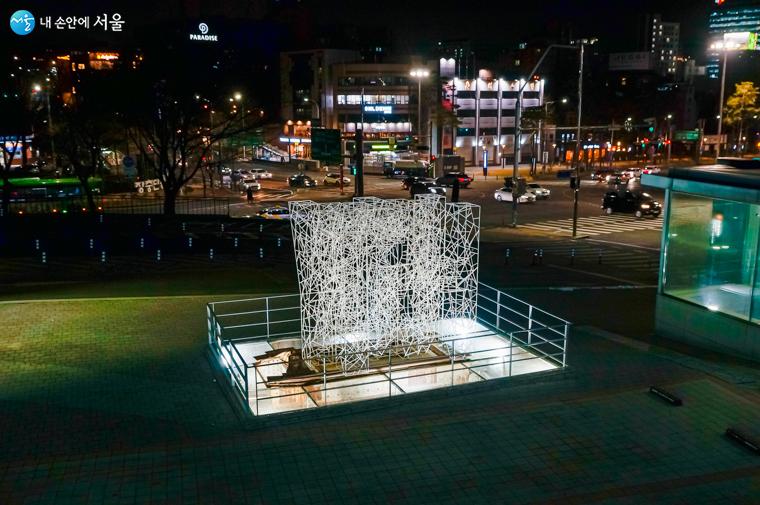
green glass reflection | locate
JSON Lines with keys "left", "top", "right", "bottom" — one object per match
{"left": 664, "top": 192, "right": 759, "bottom": 320}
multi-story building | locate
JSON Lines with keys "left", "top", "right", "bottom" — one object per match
{"left": 707, "top": 0, "right": 760, "bottom": 79}
{"left": 280, "top": 49, "right": 361, "bottom": 126}
{"left": 643, "top": 14, "right": 680, "bottom": 77}
{"left": 436, "top": 39, "right": 474, "bottom": 79}
{"left": 443, "top": 69, "right": 544, "bottom": 165}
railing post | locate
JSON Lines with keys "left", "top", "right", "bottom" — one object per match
{"left": 253, "top": 362, "right": 259, "bottom": 416}
{"left": 388, "top": 348, "right": 392, "bottom": 398}
{"left": 562, "top": 324, "right": 569, "bottom": 368}
{"left": 508, "top": 333, "right": 513, "bottom": 377}
{"left": 265, "top": 297, "right": 271, "bottom": 339}
{"left": 450, "top": 340, "right": 456, "bottom": 386}
{"left": 496, "top": 291, "right": 501, "bottom": 331}
{"left": 322, "top": 356, "right": 327, "bottom": 406}
{"left": 528, "top": 305, "right": 533, "bottom": 346}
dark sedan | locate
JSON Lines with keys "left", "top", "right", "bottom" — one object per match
{"left": 410, "top": 181, "right": 446, "bottom": 197}
{"left": 435, "top": 172, "right": 472, "bottom": 188}
{"left": 288, "top": 173, "right": 317, "bottom": 188}
{"left": 602, "top": 190, "right": 661, "bottom": 218}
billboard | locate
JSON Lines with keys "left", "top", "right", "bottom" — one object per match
{"left": 609, "top": 52, "right": 654, "bottom": 71}
{"left": 722, "top": 32, "right": 759, "bottom": 51}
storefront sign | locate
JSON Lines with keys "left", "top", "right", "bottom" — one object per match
{"left": 363, "top": 105, "right": 393, "bottom": 114}
{"left": 189, "top": 22, "right": 218, "bottom": 42}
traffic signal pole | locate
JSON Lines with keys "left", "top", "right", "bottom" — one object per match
{"left": 571, "top": 42, "right": 585, "bottom": 240}
{"left": 355, "top": 129, "right": 364, "bottom": 197}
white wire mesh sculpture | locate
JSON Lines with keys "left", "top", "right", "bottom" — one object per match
{"left": 290, "top": 196, "right": 480, "bottom": 372}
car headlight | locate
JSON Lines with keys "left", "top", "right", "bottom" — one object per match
{"left": 640, "top": 204, "right": 650, "bottom": 209}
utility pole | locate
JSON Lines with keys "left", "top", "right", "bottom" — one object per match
{"left": 355, "top": 129, "right": 364, "bottom": 197}
{"left": 571, "top": 41, "right": 585, "bottom": 240}
{"left": 716, "top": 50, "right": 728, "bottom": 161}
{"left": 609, "top": 119, "right": 615, "bottom": 168}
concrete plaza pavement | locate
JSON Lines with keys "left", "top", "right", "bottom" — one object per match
{"left": 2, "top": 278, "right": 760, "bottom": 503}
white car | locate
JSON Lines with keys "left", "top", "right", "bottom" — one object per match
{"left": 641, "top": 165, "right": 662, "bottom": 175}
{"left": 323, "top": 173, "right": 352, "bottom": 186}
{"left": 526, "top": 183, "right": 551, "bottom": 199}
{"left": 249, "top": 168, "right": 273, "bottom": 179}
{"left": 239, "top": 178, "right": 261, "bottom": 191}
{"left": 257, "top": 207, "right": 290, "bottom": 220}
{"left": 493, "top": 187, "right": 536, "bottom": 203}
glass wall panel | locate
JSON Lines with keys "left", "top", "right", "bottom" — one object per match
{"left": 664, "top": 192, "right": 759, "bottom": 321}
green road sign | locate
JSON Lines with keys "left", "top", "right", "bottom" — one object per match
{"left": 674, "top": 130, "right": 700, "bottom": 142}
{"left": 229, "top": 127, "right": 265, "bottom": 147}
{"left": 311, "top": 128, "right": 342, "bottom": 165}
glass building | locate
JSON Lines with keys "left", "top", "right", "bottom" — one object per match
{"left": 645, "top": 159, "right": 760, "bottom": 360}
{"left": 707, "top": 1, "right": 760, "bottom": 78}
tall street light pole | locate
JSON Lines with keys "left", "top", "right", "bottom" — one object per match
{"left": 666, "top": 114, "right": 673, "bottom": 164}
{"left": 716, "top": 48, "right": 728, "bottom": 161}
{"left": 571, "top": 39, "right": 594, "bottom": 239}
{"left": 410, "top": 69, "right": 430, "bottom": 160}
{"left": 513, "top": 43, "right": 583, "bottom": 228}
{"left": 34, "top": 83, "right": 55, "bottom": 168}
{"left": 304, "top": 97, "right": 320, "bottom": 125}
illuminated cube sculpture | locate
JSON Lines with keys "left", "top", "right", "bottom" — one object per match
{"left": 289, "top": 196, "right": 480, "bottom": 371}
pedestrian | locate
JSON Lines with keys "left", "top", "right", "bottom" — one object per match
{"left": 452, "top": 176, "right": 460, "bottom": 203}
{"left": 246, "top": 186, "right": 253, "bottom": 204}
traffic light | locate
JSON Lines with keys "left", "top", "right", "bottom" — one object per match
{"left": 350, "top": 165, "right": 357, "bottom": 176}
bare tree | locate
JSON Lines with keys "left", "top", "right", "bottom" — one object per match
{"left": 124, "top": 80, "right": 256, "bottom": 215}
{"left": 0, "top": 94, "right": 32, "bottom": 216}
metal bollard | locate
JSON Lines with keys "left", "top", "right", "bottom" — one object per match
{"left": 182, "top": 222, "right": 187, "bottom": 231}
{"left": 531, "top": 250, "right": 538, "bottom": 266}
{"left": 35, "top": 239, "right": 40, "bottom": 250}
{"left": 140, "top": 238, "right": 145, "bottom": 249}
{"left": 147, "top": 217, "right": 152, "bottom": 228}
{"left": 187, "top": 237, "right": 193, "bottom": 248}
{"left": 100, "top": 251, "right": 107, "bottom": 263}
{"left": 259, "top": 224, "right": 263, "bottom": 233}
{"left": 597, "top": 249, "right": 603, "bottom": 264}
{"left": 156, "top": 249, "right": 162, "bottom": 262}
{"left": 234, "top": 237, "right": 239, "bottom": 248}
{"left": 89, "top": 238, "right": 95, "bottom": 250}
{"left": 99, "top": 214, "right": 104, "bottom": 224}
{"left": 504, "top": 248, "right": 511, "bottom": 265}
{"left": 259, "top": 247, "right": 264, "bottom": 259}
{"left": 277, "top": 237, "right": 282, "bottom": 248}
{"left": 538, "top": 248, "right": 544, "bottom": 265}
{"left": 41, "top": 251, "right": 47, "bottom": 264}
{"left": 570, "top": 248, "right": 575, "bottom": 265}
{"left": 209, "top": 248, "right": 214, "bottom": 260}
{"left": 220, "top": 223, "right": 225, "bottom": 233}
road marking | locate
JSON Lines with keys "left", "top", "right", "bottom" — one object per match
{"left": 547, "top": 264, "right": 649, "bottom": 286}
{"left": 521, "top": 215, "right": 663, "bottom": 236}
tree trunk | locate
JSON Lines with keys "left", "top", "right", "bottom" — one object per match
{"left": 163, "top": 187, "right": 178, "bottom": 215}
{"left": 1, "top": 175, "right": 10, "bottom": 218}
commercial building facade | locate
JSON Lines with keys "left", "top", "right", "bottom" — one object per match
{"left": 707, "top": 0, "right": 760, "bottom": 78}
{"left": 645, "top": 159, "right": 760, "bottom": 361}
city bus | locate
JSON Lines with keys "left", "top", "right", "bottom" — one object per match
{"left": 0, "top": 177, "right": 103, "bottom": 202}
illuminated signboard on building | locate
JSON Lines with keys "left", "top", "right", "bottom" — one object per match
{"left": 189, "top": 22, "right": 218, "bottom": 42}
{"left": 723, "top": 31, "right": 759, "bottom": 50}
{"left": 363, "top": 105, "right": 393, "bottom": 114}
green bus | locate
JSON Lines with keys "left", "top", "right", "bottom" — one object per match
{"left": 0, "top": 177, "right": 103, "bottom": 202}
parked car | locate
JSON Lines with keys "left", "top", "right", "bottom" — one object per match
{"left": 493, "top": 187, "right": 536, "bottom": 203}
{"left": 402, "top": 176, "right": 428, "bottom": 190}
{"left": 641, "top": 165, "right": 662, "bottom": 175}
{"left": 249, "top": 168, "right": 273, "bottom": 179}
{"left": 323, "top": 173, "right": 351, "bottom": 186}
{"left": 602, "top": 190, "right": 661, "bottom": 218}
{"left": 257, "top": 206, "right": 291, "bottom": 220}
{"left": 526, "top": 183, "right": 551, "bottom": 199}
{"left": 238, "top": 178, "right": 261, "bottom": 191}
{"left": 219, "top": 166, "right": 232, "bottom": 176}
{"left": 410, "top": 181, "right": 446, "bottom": 197}
{"left": 436, "top": 172, "right": 472, "bottom": 188}
{"left": 288, "top": 173, "right": 317, "bottom": 187}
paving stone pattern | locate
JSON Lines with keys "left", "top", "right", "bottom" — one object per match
{"left": 1, "top": 299, "right": 760, "bottom": 504}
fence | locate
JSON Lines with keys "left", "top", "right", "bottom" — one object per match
{"left": 7, "top": 195, "right": 230, "bottom": 216}
{"left": 207, "top": 283, "right": 570, "bottom": 416}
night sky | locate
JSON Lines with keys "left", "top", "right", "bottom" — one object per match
{"left": 4, "top": 0, "right": 717, "bottom": 60}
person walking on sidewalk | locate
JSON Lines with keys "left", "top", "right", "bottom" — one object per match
{"left": 246, "top": 186, "right": 253, "bottom": 204}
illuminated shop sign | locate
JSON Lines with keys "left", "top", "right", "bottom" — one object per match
{"left": 363, "top": 105, "right": 393, "bottom": 114}
{"left": 189, "top": 22, "right": 218, "bottom": 42}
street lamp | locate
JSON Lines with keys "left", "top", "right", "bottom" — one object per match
{"left": 410, "top": 68, "right": 430, "bottom": 159}
{"left": 232, "top": 92, "right": 246, "bottom": 158}
{"left": 286, "top": 120, "right": 294, "bottom": 163}
{"left": 666, "top": 114, "right": 673, "bottom": 164}
{"left": 32, "top": 82, "right": 55, "bottom": 168}
{"left": 710, "top": 37, "right": 742, "bottom": 161}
